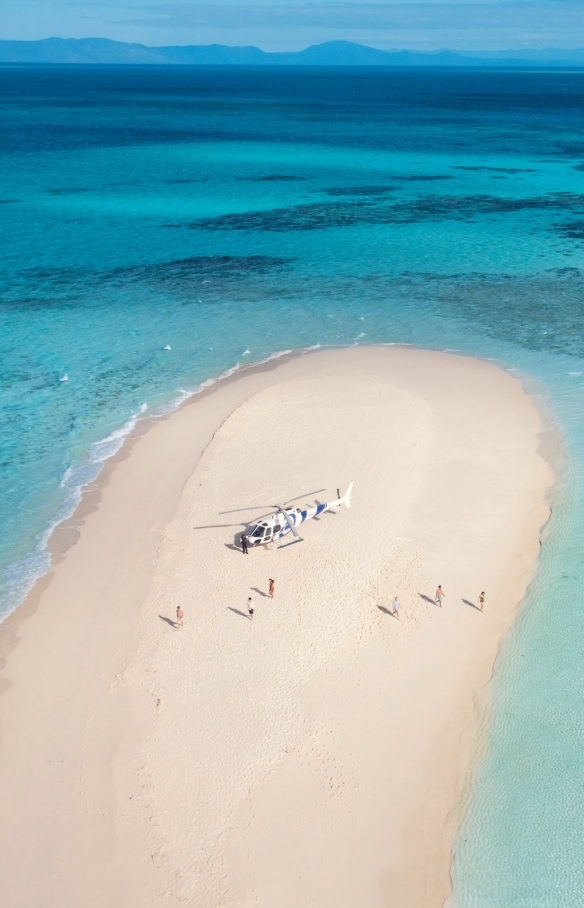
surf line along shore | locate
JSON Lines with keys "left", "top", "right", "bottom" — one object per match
{"left": 0, "top": 345, "right": 554, "bottom": 908}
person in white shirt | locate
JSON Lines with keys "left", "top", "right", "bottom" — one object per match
{"left": 392, "top": 596, "right": 401, "bottom": 619}
{"left": 247, "top": 597, "right": 254, "bottom": 620}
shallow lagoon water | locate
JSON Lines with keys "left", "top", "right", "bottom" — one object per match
{"left": 1, "top": 65, "right": 584, "bottom": 904}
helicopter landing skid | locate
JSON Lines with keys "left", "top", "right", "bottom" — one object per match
{"left": 278, "top": 537, "right": 304, "bottom": 549}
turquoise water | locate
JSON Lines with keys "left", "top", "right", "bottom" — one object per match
{"left": 2, "top": 65, "right": 584, "bottom": 903}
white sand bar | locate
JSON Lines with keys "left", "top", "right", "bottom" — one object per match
{"left": 0, "top": 346, "right": 553, "bottom": 907}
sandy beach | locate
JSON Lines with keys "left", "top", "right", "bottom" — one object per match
{"left": 0, "top": 346, "right": 553, "bottom": 908}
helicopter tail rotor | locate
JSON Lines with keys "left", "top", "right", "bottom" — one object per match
{"left": 343, "top": 481, "right": 354, "bottom": 508}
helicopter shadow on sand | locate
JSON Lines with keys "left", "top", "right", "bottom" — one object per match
{"left": 190, "top": 518, "right": 246, "bottom": 552}
{"left": 191, "top": 523, "right": 291, "bottom": 554}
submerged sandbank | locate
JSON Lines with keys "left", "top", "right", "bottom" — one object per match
{"left": 0, "top": 346, "right": 553, "bottom": 908}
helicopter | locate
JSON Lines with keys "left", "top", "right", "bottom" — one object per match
{"left": 220, "top": 482, "right": 354, "bottom": 547}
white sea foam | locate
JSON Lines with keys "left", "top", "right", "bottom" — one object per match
{"left": 567, "top": 371, "right": 582, "bottom": 375}
{"left": 59, "top": 374, "right": 69, "bottom": 382}
{"left": 0, "top": 401, "right": 151, "bottom": 622}
{"left": 60, "top": 466, "right": 73, "bottom": 489}
{"left": 88, "top": 409, "right": 143, "bottom": 464}
{"left": 168, "top": 387, "right": 195, "bottom": 409}
{"left": 158, "top": 350, "right": 295, "bottom": 415}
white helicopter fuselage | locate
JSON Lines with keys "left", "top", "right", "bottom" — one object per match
{"left": 245, "top": 482, "right": 353, "bottom": 546}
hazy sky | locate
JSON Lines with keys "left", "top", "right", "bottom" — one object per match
{"left": 1, "top": 0, "right": 583, "bottom": 52}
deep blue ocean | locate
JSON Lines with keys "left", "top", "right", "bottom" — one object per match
{"left": 2, "top": 65, "right": 584, "bottom": 904}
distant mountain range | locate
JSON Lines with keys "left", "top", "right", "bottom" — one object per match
{"left": 1, "top": 38, "right": 584, "bottom": 68}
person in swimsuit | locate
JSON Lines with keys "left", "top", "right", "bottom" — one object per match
{"left": 176, "top": 605, "right": 184, "bottom": 627}
{"left": 435, "top": 585, "right": 445, "bottom": 607}
{"left": 479, "top": 591, "right": 485, "bottom": 612}
{"left": 269, "top": 579, "right": 275, "bottom": 599}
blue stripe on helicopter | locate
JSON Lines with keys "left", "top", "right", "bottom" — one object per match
{"left": 299, "top": 503, "right": 327, "bottom": 521}
{"left": 276, "top": 502, "right": 329, "bottom": 537}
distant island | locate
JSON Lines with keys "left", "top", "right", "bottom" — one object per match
{"left": 1, "top": 38, "right": 584, "bottom": 68}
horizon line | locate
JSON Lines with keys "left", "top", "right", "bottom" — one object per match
{"left": 2, "top": 37, "right": 584, "bottom": 55}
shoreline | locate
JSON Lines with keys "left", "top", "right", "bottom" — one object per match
{"left": 0, "top": 342, "right": 562, "bottom": 637}
{"left": 0, "top": 345, "right": 556, "bottom": 907}
{"left": 0, "top": 346, "right": 298, "bottom": 631}
{"left": 0, "top": 347, "right": 316, "bottom": 676}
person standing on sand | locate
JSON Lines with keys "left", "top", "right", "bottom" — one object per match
{"left": 479, "top": 591, "right": 485, "bottom": 612}
{"left": 241, "top": 534, "right": 248, "bottom": 555}
{"left": 176, "top": 606, "right": 184, "bottom": 627}
{"left": 392, "top": 596, "right": 401, "bottom": 619}
{"left": 269, "top": 579, "right": 275, "bottom": 599}
{"left": 247, "top": 597, "right": 254, "bottom": 620}
{"left": 435, "top": 585, "right": 445, "bottom": 608}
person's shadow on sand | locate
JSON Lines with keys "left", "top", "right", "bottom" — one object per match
{"left": 159, "top": 615, "right": 177, "bottom": 628}
{"left": 251, "top": 587, "right": 270, "bottom": 598}
{"left": 227, "top": 607, "right": 250, "bottom": 620}
{"left": 419, "top": 593, "right": 437, "bottom": 605}
{"left": 462, "top": 598, "right": 482, "bottom": 611}
{"left": 377, "top": 604, "right": 398, "bottom": 618}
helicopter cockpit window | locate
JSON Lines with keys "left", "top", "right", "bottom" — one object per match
{"left": 250, "top": 526, "right": 263, "bottom": 537}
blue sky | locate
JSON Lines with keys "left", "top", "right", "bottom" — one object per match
{"left": 1, "top": 0, "right": 583, "bottom": 52}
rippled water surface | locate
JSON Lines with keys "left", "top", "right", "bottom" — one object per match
{"left": 2, "top": 65, "right": 584, "bottom": 905}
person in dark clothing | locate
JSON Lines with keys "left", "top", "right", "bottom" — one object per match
{"left": 241, "top": 533, "right": 249, "bottom": 554}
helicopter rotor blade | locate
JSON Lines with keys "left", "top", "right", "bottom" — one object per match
{"left": 279, "top": 506, "right": 299, "bottom": 538}
{"left": 282, "top": 488, "right": 326, "bottom": 506}
{"left": 220, "top": 488, "right": 326, "bottom": 516}
{"left": 218, "top": 505, "right": 271, "bottom": 515}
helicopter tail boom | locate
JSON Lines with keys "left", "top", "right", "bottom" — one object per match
{"left": 328, "top": 481, "right": 353, "bottom": 512}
